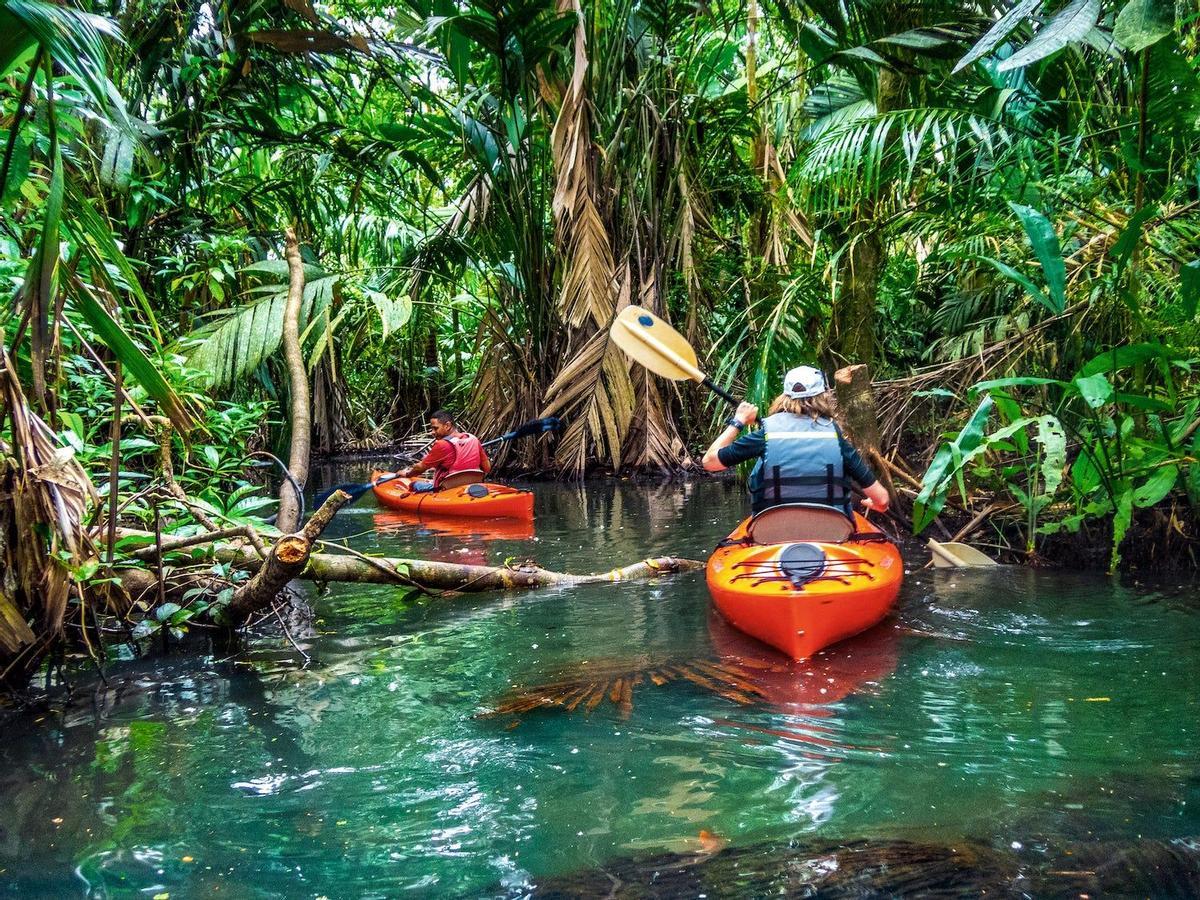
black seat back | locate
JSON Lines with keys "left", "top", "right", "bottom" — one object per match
{"left": 746, "top": 502, "right": 855, "bottom": 545}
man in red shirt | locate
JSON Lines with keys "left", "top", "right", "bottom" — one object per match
{"left": 396, "top": 410, "right": 491, "bottom": 492}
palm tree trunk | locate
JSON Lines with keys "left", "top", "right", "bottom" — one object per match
{"left": 276, "top": 228, "right": 311, "bottom": 533}
{"left": 833, "top": 67, "right": 907, "bottom": 368}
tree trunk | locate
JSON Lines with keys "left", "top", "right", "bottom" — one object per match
{"left": 832, "top": 66, "right": 907, "bottom": 369}
{"left": 834, "top": 363, "right": 895, "bottom": 500}
{"left": 276, "top": 227, "right": 311, "bottom": 532}
{"left": 836, "top": 233, "right": 884, "bottom": 369}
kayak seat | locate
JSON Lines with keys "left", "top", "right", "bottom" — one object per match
{"left": 779, "top": 542, "right": 827, "bottom": 587}
{"left": 440, "top": 469, "right": 486, "bottom": 489}
{"left": 747, "top": 502, "right": 855, "bottom": 545}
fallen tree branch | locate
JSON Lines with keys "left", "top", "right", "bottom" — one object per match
{"left": 130, "top": 525, "right": 265, "bottom": 561}
{"left": 223, "top": 489, "right": 350, "bottom": 626}
{"left": 218, "top": 546, "right": 705, "bottom": 591}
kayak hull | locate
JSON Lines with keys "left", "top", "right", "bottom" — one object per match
{"left": 706, "top": 512, "right": 902, "bottom": 661}
{"left": 371, "top": 472, "right": 534, "bottom": 520}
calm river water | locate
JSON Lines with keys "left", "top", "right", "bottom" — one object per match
{"left": 1, "top": 473, "right": 1197, "bottom": 897}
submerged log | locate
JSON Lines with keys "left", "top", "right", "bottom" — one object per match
{"left": 230, "top": 547, "right": 704, "bottom": 592}
{"left": 114, "top": 520, "right": 703, "bottom": 604}
{"left": 520, "top": 834, "right": 1200, "bottom": 897}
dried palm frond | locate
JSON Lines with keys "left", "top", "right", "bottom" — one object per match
{"left": 541, "top": 327, "right": 635, "bottom": 472}
{"left": 539, "top": 0, "right": 640, "bottom": 475}
{"left": 481, "top": 656, "right": 769, "bottom": 719}
{"left": 0, "top": 347, "right": 98, "bottom": 689}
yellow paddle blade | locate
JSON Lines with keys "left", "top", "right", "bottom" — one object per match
{"left": 609, "top": 306, "right": 705, "bottom": 383}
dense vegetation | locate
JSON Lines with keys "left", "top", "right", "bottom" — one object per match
{"left": 0, "top": 0, "right": 1197, "bottom": 691}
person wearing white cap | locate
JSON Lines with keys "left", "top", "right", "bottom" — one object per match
{"left": 701, "top": 365, "right": 890, "bottom": 516}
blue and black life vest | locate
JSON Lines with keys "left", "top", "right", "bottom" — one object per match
{"left": 749, "top": 413, "right": 852, "bottom": 513}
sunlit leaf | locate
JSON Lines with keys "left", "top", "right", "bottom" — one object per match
{"left": 998, "top": 0, "right": 1100, "bottom": 71}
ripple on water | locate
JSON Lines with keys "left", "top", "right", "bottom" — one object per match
{"left": 2, "top": 480, "right": 1199, "bottom": 897}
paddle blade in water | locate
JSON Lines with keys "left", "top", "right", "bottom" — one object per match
{"left": 927, "top": 539, "right": 1000, "bottom": 568}
{"left": 610, "top": 306, "right": 705, "bottom": 383}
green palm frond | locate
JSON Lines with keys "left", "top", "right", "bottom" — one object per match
{"left": 182, "top": 270, "right": 337, "bottom": 388}
{"left": 795, "top": 106, "right": 1016, "bottom": 212}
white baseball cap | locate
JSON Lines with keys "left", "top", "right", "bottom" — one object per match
{"left": 783, "top": 365, "right": 828, "bottom": 399}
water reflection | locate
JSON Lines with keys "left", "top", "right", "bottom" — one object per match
{"left": 0, "top": 478, "right": 1195, "bottom": 897}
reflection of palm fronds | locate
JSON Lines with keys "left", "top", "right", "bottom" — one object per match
{"left": 481, "top": 657, "right": 768, "bottom": 718}
{"left": 0, "top": 348, "right": 97, "bottom": 688}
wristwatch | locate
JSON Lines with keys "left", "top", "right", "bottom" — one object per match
{"left": 724, "top": 416, "right": 745, "bottom": 431}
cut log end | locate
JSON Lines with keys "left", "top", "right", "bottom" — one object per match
{"left": 274, "top": 535, "right": 309, "bottom": 566}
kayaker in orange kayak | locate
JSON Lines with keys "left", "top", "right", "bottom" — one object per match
{"left": 700, "top": 365, "right": 890, "bottom": 516}
{"left": 395, "top": 410, "right": 492, "bottom": 493}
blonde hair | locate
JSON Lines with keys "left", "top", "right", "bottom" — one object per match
{"left": 768, "top": 392, "right": 839, "bottom": 421}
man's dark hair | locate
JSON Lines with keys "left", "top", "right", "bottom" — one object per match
{"left": 430, "top": 409, "right": 456, "bottom": 427}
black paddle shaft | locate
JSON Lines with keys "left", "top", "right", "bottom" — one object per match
{"left": 702, "top": 376, "right": 739, "bottom": 407}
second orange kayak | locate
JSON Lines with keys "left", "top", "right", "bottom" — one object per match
{"left": 371, "top": 471, "right": 534, "bottom": 520}
{"left": 706, "top": 504, "right": 902, "bottom": 661}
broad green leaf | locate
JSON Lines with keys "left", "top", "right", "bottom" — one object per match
{"left": 1113, "top": 0, "right": 1173, "bottom": 53}
{"left": 1110, "top": 484, "right": 1133, "bottom": 572}
{"left": 1078, "top": 342, "right": 1182, "bottom": 376}
{"left": 836, "top": 46, "right": 888, "bottom": 66}
{"left": 0, "top": 133, "right": 30, "bottom": 204}
{"left": 1072, "top": 373, "right": 1113, "bottom": 408}
{"left": 1132, "top": 464, "right": 1177, "bottom": 507}
{"left": 913, "top": 397, "right": 995, "bottom": 532}
{"left": 913, "top": 444, "right": 953, "bottom": 533}
{"left": 1009, "top": 203, "right": 1066, "bottom": 313}
{"left": 1111, "top": 392, "right": 1173, "bottom": 413}
{"left": 999, "top": 0, "right": 1100, "bottom": 71}
{"left": 64, "top": 177, "right": 160, "bottom": 341}
{"left": 367, "top": 290, "right": 412, "bottom": 338}
{"left": 1035, "top": 415, "right": 1066, "bottom": 496}
{"left": 1182, "top": 260, "right": 1200, "bottom": 318}
{"left": 876, "top": 28, "right": 960, "bottom": 51}
{"left": 241, "top": 259, "right": 325, "bottom": 281}
{"left": 954, "top": 0, "right": 1043, "bottom": 72}
{"left": 155, "top": 602, "right": 182, "bottom": 622}
{"left": 72, "top": 287, "right": 194, "bottom": 430}
{"left": 974, "top": 376, "right": 1062, "bottom": 394}
{"left": 1071, "top": 445, "right": 1103, "bottom": 494}
{"left": 1187, "top": 433, "right": 1200, "bottom": 509}
{"left": 0, "top": 0, "right": 124, "bottom": 118}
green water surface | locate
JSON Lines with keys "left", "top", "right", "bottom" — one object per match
{"left": 1, "top": 476, "right": 1197, "bottom": 897}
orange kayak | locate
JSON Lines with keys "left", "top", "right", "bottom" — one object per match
{"left": 371, "top": 471, "right": 534, "bottom": 520}
{"left": 706, "top": 504, "right": 902, "bottom": 661}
